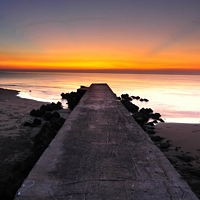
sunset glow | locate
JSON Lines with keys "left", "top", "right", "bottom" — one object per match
{"left": 0, "top": 0, "right": 200, "bottom": 73}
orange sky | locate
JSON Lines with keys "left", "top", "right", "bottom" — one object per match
{"left": 0, "top": 1, "right": 200, "bottom": 73}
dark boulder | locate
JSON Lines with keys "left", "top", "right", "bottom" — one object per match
{"left": 52, "top": 111, "right": 60, "bottom": 118}
{"left": 189, "top": 170, "right": 200, "bottom": 178}
{"left": 159, "top": 118, "right": 165, "bottom": 123}
{"left": 121, "top": 100, "right": 139, "bottom": 113}
{"left": 24, "top": 121, "right": 33, "bottom": 127}
{"left": 121, "top": 94, "right": 132, "bottom": 101}
{"left": 51, "top": 121, "right": 62, "bottom": 131}
{"left": 146, "top": 122, "right": 154, "bottom": 126}
{"left": 33, "top": 118, "right": 42, "bottom": 126}
{"left": 30, "top": 109, "right": 37, "bottom": 116}
{"left": 139, "top": 108, "right": 153, "bottom": 114}
{"left": 56, "top": 101, "right": 62, "bottom": 109}
{"left": 177, "top": 155, "right": 195, "bottom": 162}
{"left": 132, "top": 96, "right": 140, "bottom": 100}
{"left": 159, "top": 142, "right": 171, "bottom": 149}
{"left": 43, "top": 112, "right": 53, "bottom": 121}
{"left": 30, "top": 109, "right": 44, "bottom": 117}
{"left": 57, "top": 117, "right": 66, "bottom": 125}
{"left": 34, "top": 145, "right": 46, "bottom": 160}
{"left": 40, "top": 104, "right": 47, "bottom": 111}
{"left": 151, "top": 135, "right": 164, "bottom": 142}
{"left": 49, "top": 117, "right": 57, "bottom": 125}
{"left": 150, "top": 112, "right": 161, "bottom": 120}
{"left": 168, "top": 158, "right": 177, "bottom": 164}
{"left": 61, "top": 92, "right": 70, "bottom": 99}
{"left": 146, "top": 129, "right": 156, "bottom": 135}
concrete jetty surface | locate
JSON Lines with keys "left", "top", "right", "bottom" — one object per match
{"left": 15, "top": 84, "right": 198, "bottom": 200}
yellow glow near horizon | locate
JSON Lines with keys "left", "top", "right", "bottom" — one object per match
{"left": 0, "top": 37, "right": 199, "bottom": 72}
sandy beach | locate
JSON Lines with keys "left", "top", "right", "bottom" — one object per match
{"left": 0, "top": 88, "right": 71, "bottom": 199}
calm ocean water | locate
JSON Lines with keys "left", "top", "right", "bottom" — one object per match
{"left": 0, "top": 71, "right": 200, "bottom": 123}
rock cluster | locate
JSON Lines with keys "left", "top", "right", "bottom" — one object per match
{"left": 119, "top": 93, "right": 164, "bottom": 128}
{"left": 119, "top": 93, "right": 171, "bottom": 153}
{"left": 61, "top": 86, "right": 88, "bottom": 110}
{"left": 0, "top": 102, "right": 66, "bottom": 200}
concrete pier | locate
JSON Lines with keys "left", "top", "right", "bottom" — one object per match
{"left": 15, "top": 84, "right": 198, "bottom": 200}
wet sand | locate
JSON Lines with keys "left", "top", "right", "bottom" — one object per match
{"left": 154, "top": 123, "right": 200, "bottom": 198}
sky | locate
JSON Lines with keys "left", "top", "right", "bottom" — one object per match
{"left": 0, "top": 0, "right": 200, "bottom": 73}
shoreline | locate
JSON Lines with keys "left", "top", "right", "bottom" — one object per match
{"left": 0, "top": 87, "right": 200, "bottom": 198}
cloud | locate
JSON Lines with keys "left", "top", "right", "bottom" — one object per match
{"left": 147, "top": 20, "right": 200, "bottom": 57}
{"left": 13, "top": 17, "right": 108, "bottom": 33}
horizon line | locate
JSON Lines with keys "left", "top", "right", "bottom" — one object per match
{"left": 1, "top": 68, "right": 200, "bottom": 75}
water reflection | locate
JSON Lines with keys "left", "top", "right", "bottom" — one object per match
{"left": 1, "top": 72, "right": 200, "bottom": 123}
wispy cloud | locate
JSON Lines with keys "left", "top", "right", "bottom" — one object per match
{"left": 147, "top": 20, "right": 200, "bottom": 57}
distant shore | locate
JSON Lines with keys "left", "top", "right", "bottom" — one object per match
{"left": 0, "top": 87, "right": 200, "bottom": 198}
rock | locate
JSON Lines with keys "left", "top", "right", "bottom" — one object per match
{"left": 43, "top": 112, "right": 53, "bottom": 121}
{"left": 189, "top": 170, "right": 200, "bottom": 178}
{"left": 133, "top": 116, "right": 146, "bottom": 125}
{"left": 30, "top": 109, "right": 44, "bottom": 117}
{"left": 177, "top": 155, "right": 195, "bottom": 162}
{"left": 34, "top": 145, "right": 46, "bottom": 160}
{"left": 32, "top": 118, "right": 42, "bottom": 126}
{"left": 45, "top": 104, "right": 53, "bottom": 111}
{"left": 159, "top": 118, "right": 165, "bottom": 123}
{"left": 58, "top": 117, "right": 66, "bottom": 125}
{"left": 151, "top": 135, "right": 164, "bottom": 142}
{"left": 159, "top": 142, "right": 171, "bottom": 149}
{"left": 146, "top": 129, "right": 156, "bottom": 134}
{"left": 121, "top": 100, "right": 139, "bottom": 113}
{"left": 51, "top": 121, "right": 62, "bottom": 131}
{"left": 30, "top": 109, "right": 37, "bottom": 116}
{"left": 56, "top": 101, "right": 62, "bottom": 109}
{"left": 139, "top": 108, "right": 153, "bottom": 114}
{"left": 49, "top": 117, "right": 57, "bottom": 125}
{"left": 62, "top": 87, "right": 87, "bottom": 110}
{"left": 61, "top": 92, "right": 70, "bottom": 99}
{"left": 150, "top": 113, "right": 161, "bottom": 120}
{"left": 52, "top": 111, "right": 60, "bottom": 118}
{"left": 121, "top": 94, "right": 132, "bottom": 101}
{"left": 168, "top": 158, "right": 177, "bottom": 164}
{"left": 132, "top": 96, "right": 140, "bottom": 100}
{"left": 24, "top": 121, "right": 33, "bottom": 127}
{"left": 146, "top": 122, "right": 154, "bottom": 126}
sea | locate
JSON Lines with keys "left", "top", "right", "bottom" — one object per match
{"left": 1, "top": 71, "right": 200, "bottom": 123}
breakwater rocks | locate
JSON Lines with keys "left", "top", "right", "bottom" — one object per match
{"left": 0, "top": 102, "right": 66, "bottom": 200}
{"left": 119, "top": 93, "right": 164, "bottom": 126}
{"left": 61, "top": 86, "right": 88, "bottom": 110}
{"left": 119, "top": 94, "right": 171, "bottom": 151}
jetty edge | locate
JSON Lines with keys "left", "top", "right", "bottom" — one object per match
{"left": 15, "top": 83, "right": 198, "bottom": 200}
